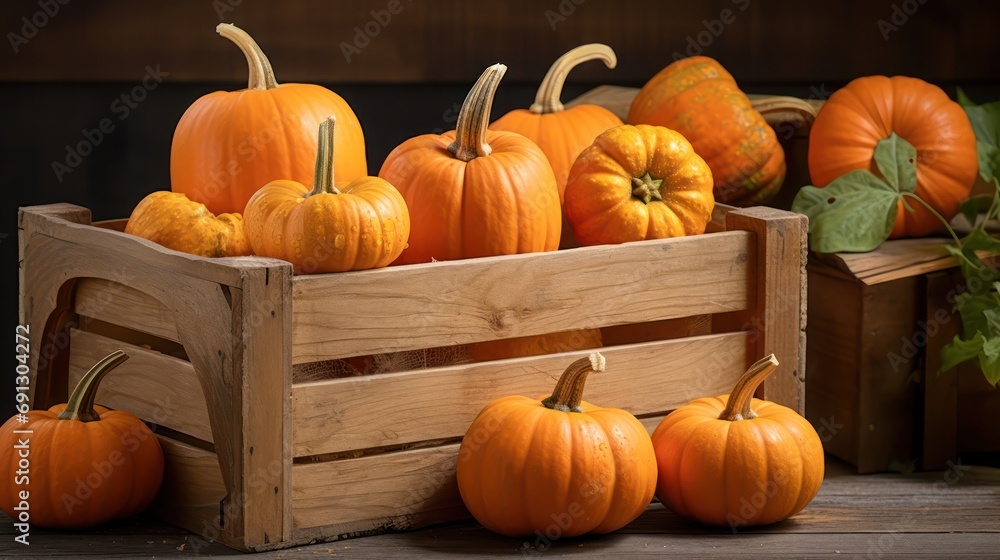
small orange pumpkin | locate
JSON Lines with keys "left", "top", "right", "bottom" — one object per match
{"left": 379, "top": 64, "right": 561, "bottom": 264}
{"left": 171, "top": 24, "right": 367, "bottom": 215}
{"left": 457, "top": 353, "right": 657, "bottom": 538}
{"left": 808, "top": 75, "right": 979, "bottom": 238}
{"left": 650, "top": 354, "right": 824, "bottom": 528}
{"left": 243, "top": 116, "right": 409, "bottom": 273}
{"left": 628, "top": 56, "right": 785, "bottom": 205}
{"left": 564, "top": 124, "right": 715, "bottom": 246}
{"left": 125, "top": 191, "right": 252, "bottom": 257}
{"left": 0, "top": 351, "right": 164, "bottom": 529}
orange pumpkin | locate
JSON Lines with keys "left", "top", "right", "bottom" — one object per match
{"left": 491, "top": 44, "right": 623, "bottom": 201}
{"left": 0, "top": 351, "right": 164, "bottom": 529}
{"left": 125, "top": 191, "right": 252, "bottom": 257}
{"left": 808, "top": 75, "right": 979, "bottom": 238}
{"left": 243, "top": 117, "right": 409, "bottom": 274}
{"left": 469, "top": 329, "right": 602, "bottom": 362}
{"left": 457, "top": 353, "right": 657, "bottom": 537}
{"left": 651, "top": 354, "right": 824, "bottom": 528}
{"left": 171, "top": 24, "right": 366, "bottom": 215}
{"left": 563, "top": 124, "right": 715, "bottom": 246}
{"left": 628, "top": 56, "right": 785, "bottom": 205}
{"left": 379, "top": 64, "right": 561, "bottom": 264}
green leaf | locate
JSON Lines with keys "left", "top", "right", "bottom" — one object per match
{"left": 977, "top": 141, "right": 1000, "bottom": 183}
{"left": 980, "top": 336, "right": 1000, "bottom": 385}
{"left": 956, "top": 87, "right": 975, "bottom": 108}
{"left": 959, "top": 194, "right": 996, "bottom": 225}
{"left": 791, "top": 170, "right": 900, "bottom": 253}
{"left": 873, "top": 133, "right": 918, "bottom": 193}
{"left": 955, "top": 291, "right": 999, "bottom": 339}
{"left": 941, "top": 332, "right": 985, "bottom": 373}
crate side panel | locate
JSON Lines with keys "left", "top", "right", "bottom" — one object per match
{"left": 74, "top": 277, "right": 180, "bottom": 342}
{"left": 153, "top": 436, "right": 233, "bottom": 550}
{"left": 805, "top": 268, "right": 861, "bottom": 466}
{"left": 292, "top": 332, "right": 748, "bottom": 457}
{"left": 291, "top": 415, "right": 668, "bottom": 534}
{"left": 291, "top": 231, "right": 753, "bottom": 363}
{"left": 69, "top": 329, "right": 213, "bottom": 443}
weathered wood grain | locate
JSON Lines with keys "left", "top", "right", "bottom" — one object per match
{"left": 923, "top": 271, "right": 960, "bottom": 470}
{"left": 292, "top": 333, "right": 748, "bottom": 457}
{"left": 75, "top": 277, "right": 180, "bottom": 342}
{"left": 292, "top": 231, "right": 753, "bottom": 363}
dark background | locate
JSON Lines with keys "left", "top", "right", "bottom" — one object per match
{"left": 3, "top": 0, "right": 1000, "bottom": 415}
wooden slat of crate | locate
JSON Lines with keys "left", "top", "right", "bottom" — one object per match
{"left": 67, "top": 329, "right": 213, "bottom": 443}
{"left": 291, "top": 231, "right": 753, "bottom": 363}
{"left": 290, "top": 414, "right": 669, "bottom": 534}
{"left": 292, "top": 332, "right": 748, "bottom": 457}
{"left": 74, "top": 278, "right": 180, "bottom": 342}
{"left": 154, "top": 436, "right": 226, "bottom": 544}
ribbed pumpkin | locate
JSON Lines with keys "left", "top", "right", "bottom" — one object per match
{"left": 171, "top": 23, "right": 366, "bottom": 215}
{"left": 808, "top": 75, "right": 979, "bottom": 238}
{"left": 125, "top": 191, "right": 252, "bottom": 257}
{"left": 651, "top": 354, "right": 824, "bottom": 528}
{"left": 0, "top": 351, "right": 164, "bottom": 529}
{"left": 243, "top": 117, "right": 409, "bottom": 274}
{"left": 628, "top": 56, "right": 785, "bottom": 205}
{"left": 457, "top": 353, "right": 657, "bottom": 537}
{"left": 563, "top": 124, "right": 715, "bottom": 246}
{"left": 379, "top": 64, "right": 561, "bottom": 264}
{"left": 469, "top": 329, "right": 603, "bottom": 362}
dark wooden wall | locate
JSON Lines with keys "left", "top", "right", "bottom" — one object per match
{"left": 2, "top": 0, "right": 998, "bottom": 414}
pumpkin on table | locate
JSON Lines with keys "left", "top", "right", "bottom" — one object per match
{"left": 379, "top": 64, "right": 561, "bottom": 264}
{"left": 628, "top": 56, "right": 785, "bottom": 206}
{"left": 171, "top": 23, "right": 366, "bottom": 215}
{"left": 650, "top": 354, "right": 824, "bottom": 528}
{"left": 808, "top": 75, "right": 978, "bottom": 238}
{"left": 243, "top": 116, "right": 409, "bottom": 273}
{"left": 457, "top": 353, "right": 657, "bottom": 538}
{"left": 0, "top": 351, "right": 164, "bottom": 529}
{"left": 563, "top": 124, "right": 715, "bottom": 246}
{"left": 125, "top": 191, "right": 253, "bottom": 257}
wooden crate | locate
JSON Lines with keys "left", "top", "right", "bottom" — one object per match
{"left": 19, "top": 200, "right": 805, "bottom": 552}
{"left": 807, "top": 240, "right": 1000, "bottom": 473}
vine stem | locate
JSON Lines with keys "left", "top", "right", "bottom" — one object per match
{"left": 309, "top": 116, "right": 340, "bottom": 196}
{"left": 216, "top": 23, "right": 278, "bottom": 90}
{"left": 718, "top": 354, "right": 779, "bottom": 421}
{"left": 449, "top": 64, "right": 507, "bottom": 162}
{"left": 541, "top": 353, "right": 605, "bottom": 413}
{"left": 900, "top": 192, "right": 963, "bottom": 247}
{"left": 58, "top": 351, "right": 129, "bottom": 422}
{"left": 529, "top": 44, "right": 616, "bottom": 114}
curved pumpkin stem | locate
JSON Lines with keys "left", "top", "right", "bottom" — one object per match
{"left": 449, "top": 63, "right": 507, "bottom": 163}
{"left": 750, "top": 96, "right": 818, "bottom": 131}
{"left": 542, "top": 352, "right": 606, "bottom": 413}
{"left": 530, "top": 44, "right": 617, "bottom": 114}
{"left": 310, "top": 116, "right": 341, "bottom": 196}
{"left": 719, "top": 354, "right": 779, "bottom": 421}
{"left": 217, "top": 23, "right": 278, "bottom": 90}
{"left": 58, "top": 350, "right": 129, "bottom": 422}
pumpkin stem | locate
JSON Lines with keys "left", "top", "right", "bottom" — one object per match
{"left": 631, "top": 173, "right": 664, "bottom": 204}
{"left": 217, "top": 23, "right": 279, "bottom": 90}
{"left": 449, "top": 64, "right": 507, "bottom": 163}
{"left": 58, "top": 350, "right": 129, "bottom": 422}
{"left": 542, "top": 352, "right": 606, "bottom": 413}
{"left": 530, "top": 44, "right": 617, "bottom": 114}
{"left": 309, "top": 116, "right": 341, "bottom": 196}
{"left": 719, "top": 354, "right": 779, "bottom": 421}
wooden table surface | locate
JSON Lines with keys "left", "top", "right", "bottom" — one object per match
{"left": 2, "top": 458, "right": 998, "bottom": 558}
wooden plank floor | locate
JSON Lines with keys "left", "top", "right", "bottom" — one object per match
{"left": 2, "top": 458, "right": 998, "bottom": 558}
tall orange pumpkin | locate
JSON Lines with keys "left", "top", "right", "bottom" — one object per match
{"left": 171, "top": 24, "right": 366, "bottom": 215}
{"left": 457, "top": 353, "right": 657, "bottom": 538}
{"left": 379, "top": 64, "right": 561, "bottom": 264}
{"left": 651, "top": 355, "right": 824, "bottom": 528}
{"left": 0, "top": 351, "right": 164, "bottom": 529}
{"left": 808, "top": 75, "right": 979, "bottom": 238}
{"left": 628, "top": 56, "right": 785, "bottom": 206}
